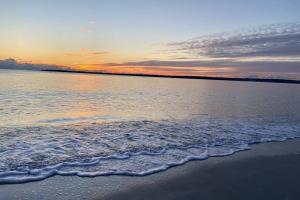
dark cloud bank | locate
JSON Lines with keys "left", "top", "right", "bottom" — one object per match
{"left": 0, "top": 58, "right": 67, "bottom": 71}
{"left": 168, "top": 23, "right": 300, "bottom": 58}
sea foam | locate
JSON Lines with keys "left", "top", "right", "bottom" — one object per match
{"left": 0, "top": 117, "right": 299, "bottom": 184}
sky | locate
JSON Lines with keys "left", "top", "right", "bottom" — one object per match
{"left": 0, "top": 0, "right": 300, "bottom": 79}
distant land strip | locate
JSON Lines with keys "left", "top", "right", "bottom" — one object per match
{"left": 41, "top": 69, "right": 300, "bottom": 84}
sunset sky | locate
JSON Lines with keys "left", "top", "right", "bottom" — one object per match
{"left": 0, "top": 0, "right": 300, "bottom": 78}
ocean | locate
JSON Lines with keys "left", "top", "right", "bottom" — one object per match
{"left": 0, "top": 69, "right": 299, "bottom": 183}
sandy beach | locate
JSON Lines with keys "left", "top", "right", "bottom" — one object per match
{"left": 1, "top": 139, "right": 300, "bottom": 200}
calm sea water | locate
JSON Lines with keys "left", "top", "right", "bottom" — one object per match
{"left": 0, "top": 69, "right": 300, "bottom": 183}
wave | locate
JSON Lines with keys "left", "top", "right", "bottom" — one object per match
{"left": 0, "top": 117, "right": 299, "bottom": 184}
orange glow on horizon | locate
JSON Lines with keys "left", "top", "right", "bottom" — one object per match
{"left": 71, "top": 64, "right": 236, "bottom": 77}
{"left": 0, "top": 54, "right": 237, "bottom": 77}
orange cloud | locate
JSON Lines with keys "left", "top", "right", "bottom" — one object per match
{"left": 73, "top": 63, "right": 236, "bottom": 77}
{"left": 65, "top": 48, "right": 109, "bottom": 57}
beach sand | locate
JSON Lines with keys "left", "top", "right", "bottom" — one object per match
{"left": 1, "top": 139, "right": 300, "bottom": 200}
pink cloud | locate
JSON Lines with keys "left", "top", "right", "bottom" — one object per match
{"left": 80, "top": 26, "right": 93, "bottom": 33}
{"left": 80, "top": 21, "right": 95, "bottom": 33}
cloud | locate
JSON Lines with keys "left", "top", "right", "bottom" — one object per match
{"left": 80, "top": 21, "right": 95, "bottom": 33}
{"left": 98, "top": 22, "right": 299, "bottom": 79}
{"left": 65, "top": 48, "right": 109, "bottom": 57}
{"left": 0, "top": 58, "right": 68, "bottom": 71}
{"left": 3, "top": 22, "right": 299, "bottom": 79}
{"left": 168, "top": 23, "right": 300, "bottom": 58}
{"left": 82, "top": 22, "right": 300, "bottom": 79}
{"left": 102, "top": 59, "right": 300, "bottom": 72}
{"left": 80, "top": 27, "right": 93, "bottom": 33}
{"left": 100, "top": 59, "right": 300, "bottom": 80}
{"left": 103, "top": 60, "right": 231, "bottom": 67}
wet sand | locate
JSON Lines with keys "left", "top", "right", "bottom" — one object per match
{"left": 1, "top": 139, "right": 300, "bottom": 200}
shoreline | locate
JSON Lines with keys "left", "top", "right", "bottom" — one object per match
{"left": 1, "top": 139, "right": 300, "bottom": 200}
{"left": 41, "top": 69, "right": 300, "bottom": 84}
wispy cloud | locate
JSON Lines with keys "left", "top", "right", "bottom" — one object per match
{"left": 103, "top": 60, "right": 231, "bottom": 67}
{"left": 80, "top": 21, "right": 95, "bottom": 33}
{"left": 168, "top": 23, "right": 300, "bottom": 58}
{"left": 65, "top": 48, "right": 109, "bottom": 57}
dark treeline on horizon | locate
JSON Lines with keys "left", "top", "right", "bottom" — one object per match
{"left": 42, "top": 69, "right": 300, "bottom": 84}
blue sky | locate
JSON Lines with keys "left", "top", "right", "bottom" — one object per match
{"left": 0, "top": 0, "right": 300, "bottom": 78}
{"left": 2, "top": 0, "right": 299, "bottom": 39}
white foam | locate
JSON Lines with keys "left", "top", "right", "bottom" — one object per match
{"left": 0, "top": 117, "right": 299, "bottom": 184}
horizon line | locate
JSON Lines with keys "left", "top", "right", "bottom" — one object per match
{"left": 41, "top": 69, "right": 300, "bottom": 84}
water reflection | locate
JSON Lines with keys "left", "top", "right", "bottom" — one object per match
{"left": 0, "top": 69, "right": 300, "bottom": 127}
